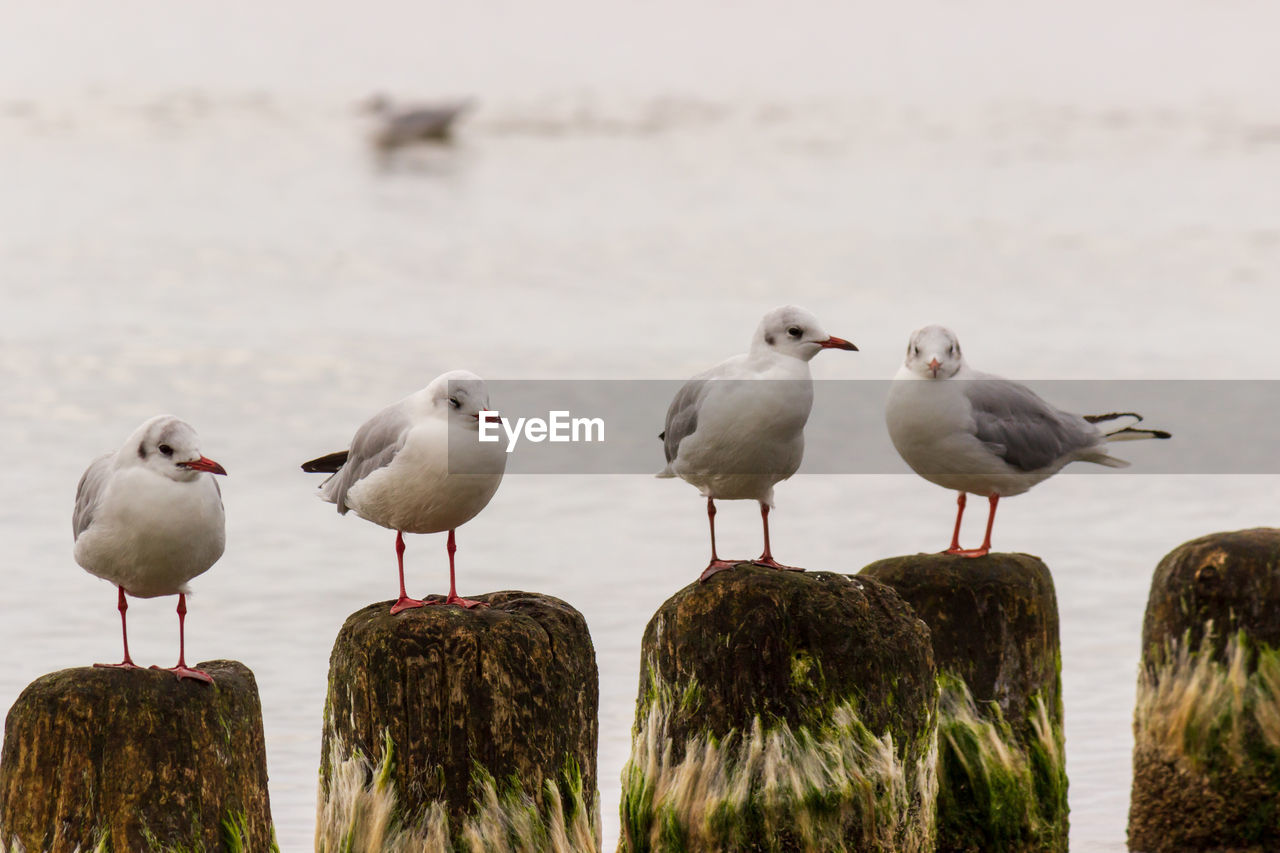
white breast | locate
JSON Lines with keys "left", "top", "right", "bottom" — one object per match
{"left": 345, "top": 416, "right": 507, "bottom": 534}
{"left": 74, "top": 468, "right": 226, "bottom": 598}
{"left": 886, "top": 374, "right": 1050, "bottom": 497}
{"left": 673, "top": 358, "right": 814, "bottom": 503}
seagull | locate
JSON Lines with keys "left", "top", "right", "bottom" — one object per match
{"left": 301, "top": 370, "right": 506, "bottom": 613}
{"left": 362, "top": 93, "right": 475, "bottom": 154}
{"left": 886, "top": 325, "right": 1171, "bottom": 557}
{"left": 659, "top": 305, "right": 857, "bottom": 581}
{"left": 73, "top": 415, "right": 227, "bottom": 683}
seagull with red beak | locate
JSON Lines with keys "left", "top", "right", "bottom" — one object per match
{"left": 658, "top": 305, "right": 858, "bottom": 581}
{"left": 887, "top": 324, "right": 1171, "bottom": 557}
{"left": 302, "top": 370, "right": 507, "bottom": 613}
{"left": 73, "top": 415, "right": 227, "bottom": 683}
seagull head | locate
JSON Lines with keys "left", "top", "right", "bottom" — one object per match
{"left": 904, "top": 325, "right": 964, "bottom": 379}
{"left": 752, "top": 305, "right": 857, "bottom": 362}
{"left": 128, "top": 415, "right": 227, "bottom": 481}
{"left": 429, "top": 370, "right": 495, "bottom": 431}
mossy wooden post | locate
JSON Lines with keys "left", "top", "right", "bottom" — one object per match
{"left": 0, "top": 660, "right": 274, "bottom": 852}
{"left": 318, "top": 591, "right": 599, "bottom": 851}
{"left": 861, "top": 553, "right": 1068, "bottom": 853}
{"left": 1129, "top": 528, "right": 1280, "bottom": 852}
{"left": 619, "top": 564, "right": 938, "bottom": 853}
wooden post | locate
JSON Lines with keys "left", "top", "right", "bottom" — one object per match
{"left": 0, "top": 660, "right": 274, "bottom": 852}
{"left": 1130, "top": 528, "right": 1280, "bottom": 852}
{"left": 317, "top": 592, "right": 600, "bottom": 851}
{"left": 862, "top": 553, "right": 1068, "bottom": 853}
{"left": 619, "top": 564, "right": 937, "bottom": 853}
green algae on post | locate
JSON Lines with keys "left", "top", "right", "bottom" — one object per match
{"left": 316, "top": 732, "right": 598, "bottom": 853}
{"left": 1130, "top": 529, "right": 1280, "bottom": 852}
{"left": 620, "top": 669, "right": 938, "bottom": 852}
{"left": 935, "top": 676, "right": 1066, "bottom": 853}
{"left": 620, "top": 565, "right": 938, "bottom": 852}
{"left": 319, "top": 592, "right": 600, "bottom": 852}
{"left": 861, "top": 552, "right": 1068, "bottom": 852}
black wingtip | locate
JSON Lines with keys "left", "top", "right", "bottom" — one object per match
{"left": 1112, "top": 427, "right": 1173, "bottom": 440}
{"left": 1083, "top": 411, "right": 1143, "bottom": 424}
{"left": 301, "top": 450, "right": 350, "bottom": 473}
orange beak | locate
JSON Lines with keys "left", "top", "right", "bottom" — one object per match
{"left": 819, "top": 336, "right": 858, "bottom": 351}
{"left": 182, "top": 456, "right": 227, "bottom": 475}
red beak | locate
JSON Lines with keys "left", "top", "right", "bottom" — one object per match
{"left": 475, "top": 412, "right": 501, "bottom": 424}
{"left": 183, "top": 456, "right": 227, "bottom": 475}
{"left": 819, "top": 335, "right": 858, "bottom": 351}
{"left": 928, "top": 357, "right": 941, "bottom": 377}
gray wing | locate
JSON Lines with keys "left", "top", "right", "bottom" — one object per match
{"left": 965, "top": 378, "right": 1101, "bottom": 472}
{"left": 661, "top": 378, "right": 712, "bottom": 465}
{"left": 320, "top": 402, "right": 414, "bottom": 514}
{"left": 72, "top": 454, "right": 112, "bottom": 540}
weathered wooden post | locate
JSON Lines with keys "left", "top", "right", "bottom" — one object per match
{"left": 619, "top": 564, "right": 938, "bottom": 853}
{"left": 317, "top": 592, "right": 599, "bottom": 851}
{"left": 1129, "top": 528, "right": 1280, "bottom": 852}
{"left": 0, "top": 660, "right": 274, "bottom": 852}
{"left": 861, "top": 553, "right": 1068, "bottom": 853}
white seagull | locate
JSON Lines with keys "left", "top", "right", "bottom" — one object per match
{"left": 73, "top": 415, "right": 227, "bottom": 683}
{"left": 659, "top": 305, "right": 857, "bottom": 581}
{"left": 302, "top": 370, "right": 506, "bottom": 613}
{"left": 886, "top": 325, "right": 1171, "bottom": 557}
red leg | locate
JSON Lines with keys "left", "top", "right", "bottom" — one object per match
{"left": 752, "top": 503, "right": 803, "bottom": 572}
{"left": 944, "top": 492, "right": 967, "bottom": 554}
{"left": 152, "top": 594, "right": 213, "bottom": 683}
{"left": 390, "top": 530, "right": 424, "bottom": 614}
{"left": 699, "top": 496, "right": 738, "bottom": 582}
{"left": 425, "top": 529, "right": 486, "bottom": 608}
{"left": 976, "top": 494, "right": 999, "bottom": 556}
{"left": 95, "top": 586, "right": 140, "bottom": 671}
{"left": 951, "top": 494, "right": 999, "bottom": 558}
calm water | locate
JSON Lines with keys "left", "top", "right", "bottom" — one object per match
{"left": 2, "top": 3, "right": 1279, "bottom": 850}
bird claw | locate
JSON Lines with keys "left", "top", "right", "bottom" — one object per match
{"left": 424, "top": 594, "right": 488, "bottom": 609}
{"left": 699, "top": 560, "right": 742, "bottom": 582}
{"left": 944, "top": 547, "right": 991, "bottom": 559}
{"left": 150, "top": 664, "right": 214, "bottom": 684}
{"left": 390, "top": 596, "right": 425, "bottom": 615}
{"left": 752, "top": 557, "right": 804, "bottom": 572}
{"left": 94, "top": 660, "right": 142, "bottom": 671}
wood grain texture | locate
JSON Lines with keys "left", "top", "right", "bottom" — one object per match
{"left": 319, "top": 592, "right": 599, "bottom": 835}
{"left": 0, "top": 660, "right": 273, "bottom": 852}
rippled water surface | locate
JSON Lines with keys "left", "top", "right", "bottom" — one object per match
{"left": 2, "top": 3, "right": 1280, "bottom": 850}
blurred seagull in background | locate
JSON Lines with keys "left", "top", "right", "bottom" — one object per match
{"left": 659, "top": 305, "right": 857, "bottom": 581}
{"left": 886, "top": 325, "right": 1171, "bottom": 557}
{"left": 362, "top": 93, "right": 475, "bottom": 155}
{"left": 73, "top": 415, "right": 227, "bottom": 683}
{"left": 302, "top": 370, "right": 506, "bottom": 613}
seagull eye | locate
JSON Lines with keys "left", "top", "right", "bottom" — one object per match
{"left": 787, "top": 326, "right": 803, "bottom": 338}
{"left": 158, "top": 444, "right": 173, "bottom": 457}
{"left": 448, "top": 397, "right": 461, "bottom": 409}
{"left": 911, "top": 345, "right": 919, "bottom": 357}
